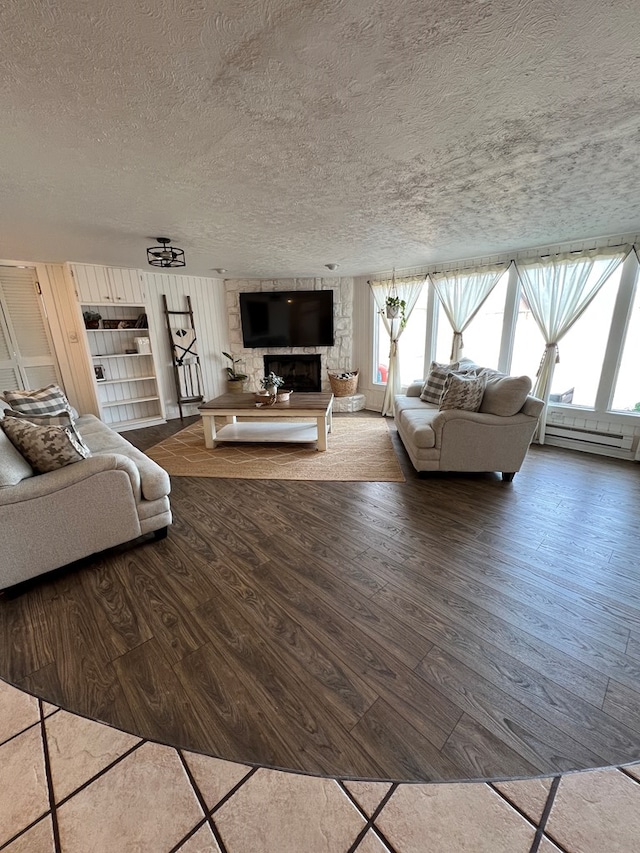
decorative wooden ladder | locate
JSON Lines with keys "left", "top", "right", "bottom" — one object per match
{"left": 162, "top": 294, "right": 204, "bottom": 419}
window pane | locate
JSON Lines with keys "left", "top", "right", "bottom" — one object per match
{"left": 511, "top": 270, "right": 620, "bottom": 407}
{"left": 375, "top": 313, "right": 389, "bottom": 384}
{"left": 375, "top": 287, "right": 428, "bottom": 386}
{"left": 612, "top": 279, "right": 640, "bottom": 413}
{"left": 457, "top": 273, "right": 508, "bottom": 368}
{"left": 433, "top": 272, "right": 508, "bottom": 368}
{"left": 510, "top": 291, "right": 544, "bottom": 382}
{"left": 434, "top": 299, "right": 452, "bottom": 364}
{"left": 399, "top": 287, "right": 428, "bottom": 385}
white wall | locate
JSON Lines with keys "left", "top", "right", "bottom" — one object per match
{"left": 143, "top": 272, "right": 228, "bottom": 419}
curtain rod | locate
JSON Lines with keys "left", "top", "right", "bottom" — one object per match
{"left": 368, "top": 241, "right": 637, "bottom": 282}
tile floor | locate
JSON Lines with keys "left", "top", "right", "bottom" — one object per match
{"left": 1, "top": 677, "right": 639, "bottom": 852}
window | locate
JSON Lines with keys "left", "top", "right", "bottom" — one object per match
{"left": 611, "top": 277, "right": 640, "bottom": 413}
{"left": 369, "top": 248, "right": 640, "bottom": 439}
{"left": 375, "top": 286, "right": 428, "bottom": 386}
{"left": 511, "top": 267, "right": 621, "bottom": 408}
{"left": 434, "top": 272, "right": 508, "bottom": 368}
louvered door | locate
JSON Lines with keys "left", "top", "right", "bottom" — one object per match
{"left": 0, "top": 266, "right": 62, "bottom": 392}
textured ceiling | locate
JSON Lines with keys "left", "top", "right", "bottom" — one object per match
{"left": 1, "top": 0, "right": 639, "bottom": 278}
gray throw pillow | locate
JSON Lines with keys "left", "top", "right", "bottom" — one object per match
{"left": 439, "top": 372, "right": 487, "bottom": 412}
{"left": 2, "top": 415, "right": 90, "bottom": 474}
{"left": 2, "top": 384, "right": 74, "bottom": 420}
{"left": 479, "top": 375, "right": 532, "bottom": 417}
{"left": 420, "top": 361, "right": 460, "bottom": 403}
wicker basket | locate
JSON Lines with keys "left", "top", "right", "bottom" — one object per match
{"left": 328, "top": 370, "right": 359, "bottom": 397}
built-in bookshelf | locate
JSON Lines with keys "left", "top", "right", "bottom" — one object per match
{"left": 82, "top": 303, "right": 165, "bottom": 430}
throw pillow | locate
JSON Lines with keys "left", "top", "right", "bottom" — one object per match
{"left": 1, "top": 408, "right": 91, "bottom": 455}
{"left": 420, "top": 361, "right": 460, "bottom": 404}
{"left": 439, "top": 372, "right": 487, "bottom": 412}
{"left": 0, "top": 425, "right": 34, "bottom": 486}
{"left": 2, "top": 408, "right": 75, "bottom": 427}
{"left": 2, "top": 384, "right": 73, "bottom": 420}
{"left": 480, "top": 375, "right": 532, "bottom": 417}
{"left": 1, "top": 415, "right": 90, "bottom": 474}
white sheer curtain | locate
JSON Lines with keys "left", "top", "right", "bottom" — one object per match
{"left": 430, "top": 263, "right": 509, "bottom": 362}
{"left": 517, "top": 247, "right": 628, "bottom": 443}
{"left": 370, "top": 275, "right": 425, "bottom": 416}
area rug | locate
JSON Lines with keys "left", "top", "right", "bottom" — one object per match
{"left": 146, "top": 416, "right": 405, "bottom": 481}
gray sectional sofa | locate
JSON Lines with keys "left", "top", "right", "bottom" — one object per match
{"left": 393, "top": 363, "right": 544, "bottom": 479}
{"left": 0, "top": 400, "right": 171, "bottom": 589}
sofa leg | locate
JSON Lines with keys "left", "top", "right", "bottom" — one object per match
{"left": 153, "top": 526, "right": 169, "bottom": 541}
{"left": 502, "top": 472, "right": 515, "bottom": 483}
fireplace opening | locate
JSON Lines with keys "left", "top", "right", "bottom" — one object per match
{"left": 263, "top": 354, "right": 322, "bottom": 392}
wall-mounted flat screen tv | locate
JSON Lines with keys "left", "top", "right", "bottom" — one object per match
{"left": 239, "top": 290, "right": 334, "bottom": 348}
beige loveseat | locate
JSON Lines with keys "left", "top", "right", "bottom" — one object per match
{"left": 0, "top": 400, "right": 171, "bottom": 590}
{"left": 393, "top": 362, "right": 544, "bottom": 480}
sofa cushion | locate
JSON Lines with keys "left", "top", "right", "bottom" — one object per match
{"left": 420, "top": 361, "right": 460, "bottom": 403}
{"left": 396, "top": 407, "right": 440, "bottom": 448}
{"left": 440, "top": 372, "right": 487, "bottom": 412}
{"left": 76, "top": 414, "right": 170, "bottom": 502}
{"left": 0, "top": 425, "right": 34, "bottom": 486}
{"left": 1, "top": 415, "right": 90, "bottom": 474}
{"left": 480, "top": 374, "right": 532, "bottom": 417}
{"left": 2, "top": 384, "right": 73, "bottom": 420}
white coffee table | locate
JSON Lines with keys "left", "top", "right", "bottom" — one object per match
{"left": 198, "top": 392, "right": 334, "bottom": 451}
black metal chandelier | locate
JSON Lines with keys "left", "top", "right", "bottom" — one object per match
{"left": 147, "top": 237, "right": 186, "bottom": 268}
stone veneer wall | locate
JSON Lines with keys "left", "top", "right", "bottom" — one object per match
{"left": 224, "top": 277, "right": 354, "bottom": 393}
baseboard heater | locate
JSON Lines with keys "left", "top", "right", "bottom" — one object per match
{"left": 544, "top": 423, "right": 633, "bottom": 457}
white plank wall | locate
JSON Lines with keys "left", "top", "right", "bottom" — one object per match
{"left": 143, "top": 273, "right": 229, "bottom": 420}
{"left": 352, "top": 275, "right": 384, "bottom": 412}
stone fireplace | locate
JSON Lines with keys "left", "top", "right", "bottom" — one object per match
{"left": 223, "top": 277, "right": 354, "bottom": 394}
{"left": 263, "top": 354, "right": 321, "bottom": 392}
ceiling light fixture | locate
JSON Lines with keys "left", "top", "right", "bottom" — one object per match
{"left": 325, "top": 263, "right": 339, "bottom": 271}
{"left": 147, "top": 237, "right": 186, "bottom": 268}
{"left": 213, "top": 268, "right": 227, "bottom": 274}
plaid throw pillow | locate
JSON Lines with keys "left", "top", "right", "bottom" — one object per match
{"left": 439, "top": 372, "right": 487, "bottom": 412}
{"left": 1, "top": 408, "right": 74, "bottom": 427}
{"left": 420, "top": 361, "right": 460, "bottom": 404}
{"left": 3, "top": 384, "right": 73, "bottom": 419}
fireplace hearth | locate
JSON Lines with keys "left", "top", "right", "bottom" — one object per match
{"left": 263, "top": 354, "right": 322, "bottom": 393}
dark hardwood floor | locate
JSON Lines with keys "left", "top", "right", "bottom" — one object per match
{"left": 2, "top": 412, "right": 640, "bottom": 782}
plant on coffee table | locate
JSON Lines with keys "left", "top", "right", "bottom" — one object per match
{"left": 260, "top": 372, "right": 285, "bottom": 395}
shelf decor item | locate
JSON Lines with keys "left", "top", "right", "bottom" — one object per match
{"left": 102, "top": 318, "right": 138, "bottom": 329}
{"left": 83, "top": 310, "right": 101, "bottom": 329}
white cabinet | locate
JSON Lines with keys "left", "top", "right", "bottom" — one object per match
{"left": 81, "top": 301, "right": 165, "bottom": 431}
{"left": 71, "top": 264, "right": 145, "bottom": 305}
